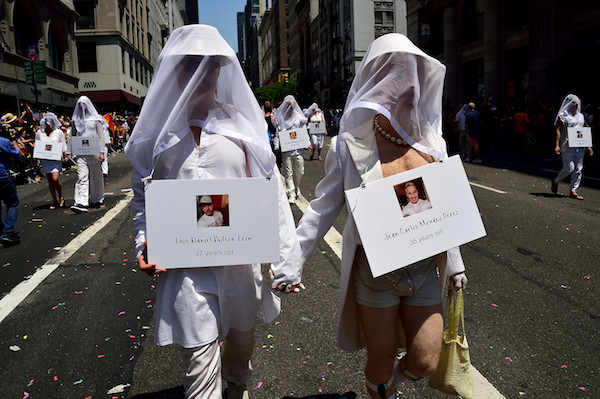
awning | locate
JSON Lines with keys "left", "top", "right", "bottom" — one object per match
{"left": 80, "top": 90, "right": 141, "bottom": 106}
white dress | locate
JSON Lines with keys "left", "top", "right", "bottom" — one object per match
{"left": 131, "top": 127, "right": 300, "bottom": 348}
{"left": 36, "top": 129, "right": 66, "bottom": 174}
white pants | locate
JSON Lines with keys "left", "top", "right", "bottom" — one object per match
{"left": 311, "top": 134, "right": 324, "bottom": 149}
{"left": 101, "top": 145, "right": 109, "bottom": 175}
{"left": 555, "top": 148, "right": 585, "bottom": 192}
{"left": 282, "top": 153, "right": 304, "bottom": 199}
{"left": 74, "top": 156, "right": 104, "bottom": 206}
{"left": 182, "top": 327, "right": 255, "bottom": 399}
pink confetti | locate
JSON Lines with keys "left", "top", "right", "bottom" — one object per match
{"left": 491, "top": 303, "right": 499, "bottom": 307}
{"left": 584, "top": 275, "right": 591, "bottom": 279}
{"left": 561, "top": 365, "right": 567, "bottom": 368}
{"left": 505, "top": 357, "right": 513, "bottom": 362}
{"left": 2, "top": 262, "right": 10, "bottom": 267}
{"left": 579, "top": 387, "right": 587, "bottom": 391}
{"left": 257, "top": 382, "right": 263, "bottom": 388}
{"left": 23, "top": 393, "right": 29, "bottom": 399}
{"left": 118, "top": 311, "right": 125, "bottom": 316}
{"left": 75, "top": 291, "right": 83, "bottom": 294}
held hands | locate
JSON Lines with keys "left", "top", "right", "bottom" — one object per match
{"left": 269, "top": 269, "right": 305, "bottom": 294}
{"left": 449, "top": 272, "right": 468, "bottom": 291}
{"left": 138, "top": 240, "right": 167, "bottom": 276}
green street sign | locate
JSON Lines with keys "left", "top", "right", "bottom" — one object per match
{"left": 24, "top": 61, "right": 47, "bottom": 85}
{"left": 34, "top": 61, "right": 46, "bottom": 84}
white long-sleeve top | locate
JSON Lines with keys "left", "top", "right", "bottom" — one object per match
{"left": 131, "top": 128, "right": 302, "bottom": 348}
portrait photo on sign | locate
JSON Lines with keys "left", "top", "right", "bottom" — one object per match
{"left": 82, "top": 139, "right": 89, "bottom": 147}
{"left": 45, "top": 144, "right": 52, "bottom": 151}
{"left": 393, "top": 177, "right": 433, "bottom": 218}
{"left": 196, "top": 194, "right": 229, "bottom": 228}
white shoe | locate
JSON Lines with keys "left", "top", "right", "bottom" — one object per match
{"left": 288, "top": 197, "right": 296, "bottom": 204}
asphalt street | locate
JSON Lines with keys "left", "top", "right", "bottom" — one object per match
{"left": 1, "top": 141, "right": 599, "bottom": 399}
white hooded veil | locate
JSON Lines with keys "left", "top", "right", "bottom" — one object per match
{"left": 305, "top": 102, "right": 321, "bottom": 119}
{"left": 340, "top": 33, "right": 448, "bottom": 159}
{"left": 72, "top": 96, "right": 105, "bottom": 134}
{"left": 274, "top": 95, "right": 307, "bottom": 132}
{"left": 40, "top": 112, "right": 62, "bottom": 132}
{"left": 554, "top": 94, "right": 585, "bottom": 127}
{"left": 125, "top": 24, "right": 273, "bottom": 179}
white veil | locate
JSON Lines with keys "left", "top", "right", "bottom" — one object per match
{"left": 340, "top": 33, "right": 448, "bottom": 159}
{"left": 40, "top": 112, "right": 62, "bottom": 132}
{"left": 305, "top": 102, "right": 321, "bottom": 119}
{"left": 72, "top": 96, "right": 105, "bottom": 134}
{"left": 125, "top": 24, "right": 272, "bottom": 179}
{"left": 274, "top": 95, "right": 307, "bottom": 132}
{"left": 554, "top": 94, "right": 584, "bottom": 127}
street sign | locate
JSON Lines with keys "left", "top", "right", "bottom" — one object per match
{"left": 24, "top": 61, "right": 47, "bottom": 85}
{"left": 34, "top": 61, "right": 46, "bottom": 84}
{"left": 26, "top": 44, "right": 38, "bottom": 60}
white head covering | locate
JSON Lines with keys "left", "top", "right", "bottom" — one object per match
{"left": 340, "top": 33, "right": 448, "bottom": 159}
{"left": 554, "top": 94, "right": 584, "bottom": 127}
{"left": 125, "top": 24, "right": 272, "bottom": 178}
{"left": 274, "top": 95, "right": 307, "bottom": 132}
{"left": 72, "top": 96, "right": 104, "bottom": 134}
{"left": 305, "top": 102, "right": 321, "bottom": 119}
{"left": 455, "top": 104, "right": 468, "bottom": 120}
{"left": 40, "top": 112, "right": 62, "bottom": 132}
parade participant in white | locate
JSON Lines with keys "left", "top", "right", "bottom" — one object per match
{"left": 274, "top": 95, "right": 308, "bottom": 203}
{"left": 125, "top": 25, "right": 303, "bottom": 399}
{"left": 306, "top": 102, "right": 327, "bottom": 160}
{"left": 70, "top": 96, "right": 105, "bottom": 212}
{"left": 36, "top": 112, "right": 68, "bottom": 209}
{"left": 295, "top": 33, "right": 467, "bottom": 399}
{"left": 551, "top": 94, "right": 594, "bottom": 200}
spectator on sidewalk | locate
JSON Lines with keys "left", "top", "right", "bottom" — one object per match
{"left": 551, "top": 94, "right": 594, "bottom": 200}
{"left": 465, "top": 102, "right": 483, "bottom": 163}
{"left": 454, "top": 103, "right": 469, "bottom": 160}
{"left": 0, "top": 125, "right": 22, "bottom": 247}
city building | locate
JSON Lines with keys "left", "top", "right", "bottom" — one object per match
{"left": 0, "top": 0, "right": 80, "bottom": 115}
{"left": 406, "top": 0, "right": 600, "bottom": 107}
{"left": 256, "top": 0, "right": 289, "bottom": 88}
{"left": 75, "top": 0, "right": 193, "bottom": 114}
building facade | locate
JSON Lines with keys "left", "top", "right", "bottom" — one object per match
{"left": 0, "top": 0, "right": 80, "bottom": 115}
{"left": 406, "top": 0, "right": 600, "bottom": 107}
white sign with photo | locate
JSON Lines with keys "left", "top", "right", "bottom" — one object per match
{"left": 279, "top": 126, "right": 311, "bottom": 152}
{"left": 345, "top": 155, "right": 486, "bottom": 277}
{"left": 70, "top": 136, "right": 100, "bottom": 156}
{"left": 308, "top": 121, "right": 326, "bottom": 135}
{"left": 145, "top": 177, "right": 280, "bottom": 268}
{"left": 567, "top": 127, "right": 593, "bottom": 148}
{"left": 33, "top": 140, "right": 63, "bottom": 161}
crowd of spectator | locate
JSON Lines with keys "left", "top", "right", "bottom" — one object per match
{"left": 0, "top": 107, "right": 137, "bottom": 186}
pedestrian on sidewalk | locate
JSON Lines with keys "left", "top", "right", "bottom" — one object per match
{"left": 69, "top": 96, "right": 106, "bottom": 213}
{"left": 465, "top": 102, "right": 483, "bottom": 163}
{"left": 0, "top": 124, "right": 22, "bottom": 246}
{"left": 295, "top": 33, "right": 468, "bottom": 399}
{"left": 125, "top": 24, "right": 303, "bottom": 399}
{"left": 306, "top": 102, "right": 328, "bottom": 161}
{"left": 551, "top": 94, "right": 594, "bottom": 200}
{"left": 35, "top": 112, "right": 68, "bottom": 209}
{"left": 274, "top": 95, "right": 309, "bottom": 203}
{"left": 454, "top": 103, "right": 469, "bottom": 160}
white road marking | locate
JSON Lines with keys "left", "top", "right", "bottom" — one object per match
{"left": 469, "top": 182, "right": 507, "bottom": 194}
{"left": 294, "top": 194, "right": 506, "bottom": 398}
{"left": 0, "top": 192, "right": 134, "bottom": 324}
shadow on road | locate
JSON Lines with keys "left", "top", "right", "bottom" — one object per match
{"left": 131, "top": 385, "right": 184, "bottom": 399}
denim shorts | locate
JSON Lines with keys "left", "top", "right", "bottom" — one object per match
{"left": 354, "top": 246, "right": 442, "bottom": 308}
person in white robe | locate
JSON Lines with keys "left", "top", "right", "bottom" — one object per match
{"left": 305, "top": 102, "right": 327, "bottom": 160}
{"left": 274, "top": 95, "right": 308, "bottom": 203}
{"left": 295, "top": 33, "right": 468, "bottom": 399}
{"left": 551, "top": 94, "right": 594, "bottom": 200}
{"left": 35, "top": 112, "right": 68, "bottom": 209}
{"left": 125, "top": 25, "right": 303, "bottom": 399}
{"left": 69, "top": 96, "right": 105, "bottom": 212}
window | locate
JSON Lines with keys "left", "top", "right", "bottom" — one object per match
{"left": 129, "top": 53, "right": 134, "bottom": 78}
{"left": 48, "top": 27, "right": 63, "bottom": 70}
{"left": 122, "top": 49, "right": 126, "bottom": 73}
{"left": 75, "top": 1, "right": 95, "bottom": 29}
{"left": 77, "top": 42, "right": 97, "bottom": 72}
{"left": 136, "top": 60, "right": 140, "bottom": 82}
